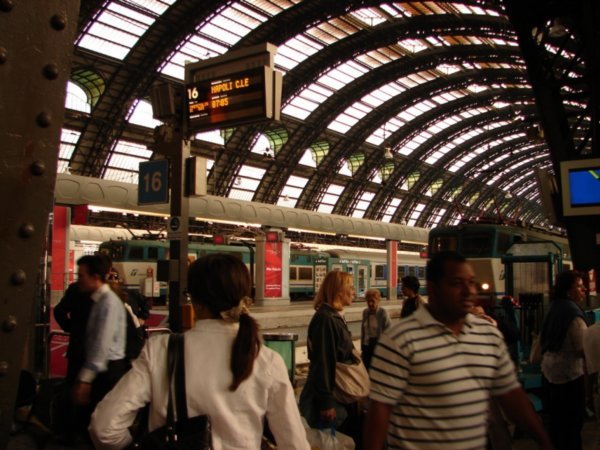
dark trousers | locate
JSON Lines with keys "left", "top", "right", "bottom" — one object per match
{"left": 542, "top": 375, "right": 586, "bottom": 450}
{"left": 91, "top": 358, "right": 131, "bottom": 407}
{"left": 361, "top": 338, "right": 378, "bottom": 370}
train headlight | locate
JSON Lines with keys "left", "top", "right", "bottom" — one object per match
{"left": 480, "top": 282, "right": 490, "bottom": 291}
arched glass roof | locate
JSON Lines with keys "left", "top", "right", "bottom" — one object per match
{"left": 63, "top": 0, "right": 597, "bottom": 230}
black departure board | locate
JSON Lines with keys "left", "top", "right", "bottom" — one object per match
{"left": 185, "top": 67, "right": 269, "bottom": 132}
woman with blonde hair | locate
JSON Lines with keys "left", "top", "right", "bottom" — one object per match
{"left": 90, "top": 253, "right": 309, "bottom": 450}
{"left": 299, "top": 270, "right": 362, "bottom": 447}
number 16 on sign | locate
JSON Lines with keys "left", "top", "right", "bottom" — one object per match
{"left": 138, "top": 160, "right": 170, "bottom": 205}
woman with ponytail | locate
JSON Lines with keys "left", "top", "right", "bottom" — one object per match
{"left": 90, "top": 253, "right": 309, "bottom": 450}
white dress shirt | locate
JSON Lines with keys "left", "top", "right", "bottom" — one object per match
{"left": 79, "top": 283, "right": 126, "bottom": 383}
{"left": 583, "top": 322, "right": 600, "bottom": 374}
{"left": 90, "top": 319, "right": 310, "bottom": 450}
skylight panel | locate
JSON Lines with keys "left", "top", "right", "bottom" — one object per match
{"left": 77, "top": 3, "right": 152, "bottom": 59}
{"left": 317, "top": 183, "right": 344, "bottom": 213}
{"left": 228, "top": 165, "right": 266, "bottom": 201}
{"left": 200, "top": 22, "right": 246, "bottom": 46}
{"left": 104, "top": 168, "right": 139, "bottom": 183}
{"left": 104, "top": 140, "right": 152, "bottom": 183}
{"left": 238, "top": 165, "right": 266, "bottom": 180}
{"left": 382, "top": 197, "right": 401, "bottom": 222}
{"left": 78, "top": 27, "right": 131, "bottom": 60}
{"left": 132, "top": 0, "right": 174, "bottom": 15}
{"left": 426, "top": 142, "right": 456, "bottom": 165}
{"left": 400, "top": 140, "right": 418, "bottom": 156}
{"left": 194, "top": 129, "right": 224, "bottom": 145}
{"left": 319, "top": 73, "right": 346, "bottom": 91}
{"left": 350, "top": 7, "right": 387, "bottom": 26}
{"left": 339, "top": 161, "right": 352, "bottom": 176}
{"left": 58, "top": 129, "right": 80, "bottom": 173}
{"left": 109, "top": 3, "right": 156, "bottom": 26}
{"left": 436, "top": 64, "right": 462, "bottom": 75}
{"left": 311, "top": 19, "right": 356, "bottom": 43}
{"left": 227, "top": 2, "right": 268, "bottom": 23}
{"left": 359, "top": 49, "right": 393, "bottom": 67}
{"left": 112, "top": 140, "right": 153, "bottom": 159}
{"left": 327, "top": 114, "right": 355, "bottom": 134}
{"left": 321, "top": 193, "right": 340, "bottom": 206}
{"left": 398, "top": 38, "right": 428, "bottom": 54}
{"left": 407, "top": 203, "right": 426, "bottom": 227}
{"left": 282, "top": 90, "right": 322, "bottom": 120}
{"left": 425, "top": 36, "right": 446, "bottom": 47}
{"left": 281, "top": 102, "right": 312, "bottom": 121}
{"left": 277, "top": 36, "right": 323, "bottom": 70}
{"left": 65, "top": 82, "right": 91, "bottom": 113}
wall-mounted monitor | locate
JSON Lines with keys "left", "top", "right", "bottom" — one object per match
{"left": 560, "top": 158, "right": 600, "bottom": 216}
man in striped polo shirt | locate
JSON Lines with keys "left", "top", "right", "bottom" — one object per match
{"left": 363, "top": 251, "right": 553, "bottom": 450}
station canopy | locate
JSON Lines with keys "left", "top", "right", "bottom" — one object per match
{"left": 62, "top": 0, "right": 596, "bottom": 230}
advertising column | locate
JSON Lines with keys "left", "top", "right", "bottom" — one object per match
{"left": 255, "top": 229, "right": 290, "bottom": 306}
{"left": 386, "top": 240, "right": 398, "bottom": 300}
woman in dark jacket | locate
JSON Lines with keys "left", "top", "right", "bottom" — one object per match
{"left": 540, "top": 270, "right": 588, "bottom": 450}
{"left": 299, "top": 270, "right": 361, "bottom": 445}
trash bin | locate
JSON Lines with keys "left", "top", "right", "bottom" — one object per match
{"left": 262, "top": 333, "right": 298, "bottom": 384}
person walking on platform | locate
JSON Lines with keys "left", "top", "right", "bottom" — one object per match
{"left": 364, "top": 251, "right": 553, "bottom": 450}
{"left": 540, "top": 270, "right": 589, "bottom": 450}
{"left": 90, "top": 253, "right": 309, "bottom": 450}
{"left": 299, "top": 270, "right": 364, "bottom": 448}
{"left": 361, "top": 288, "right": 391, "bottom": 369}
{"left": 72, "top": 255, "right": 129, "bottom": 429}
{"left": 53, "top": 280, "right": 94, "bottom": 440}
{"left": 399, "top": 275, "right": 424, "bottom": 318}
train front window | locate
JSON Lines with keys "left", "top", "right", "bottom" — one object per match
{"left": 100, "top": 243, "right": 124, "bottom": 260}
{"left": 429, "top": 235, "right": 457, "bottom": 254}
{"left": 148, "top": 246, "right": 159, "bottom": 260}
{"left": 298, "top": 267, "right": 313, "bottom": 281}
{"left": 461, "top": 233, "right": 492, "bottom": 257}
{"left": 289, "top": 267, "right": 298, "bottom": 281}
{"left": 128, "top": 246, "right": 144, "bottom": 259}
{"left": 496, "top": 232, "right": 514, "bottom": 254}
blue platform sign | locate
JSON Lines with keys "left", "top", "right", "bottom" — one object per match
{"left": 138, "top": 160, "right": 169, "bottom": 205}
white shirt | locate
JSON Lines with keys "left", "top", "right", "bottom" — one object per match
{"left": 583, "top": 322, "right": 600, "bottom": 374}
{"left": 79, "top": 283, "right": 126, "bottom": 383}
{"left": 90, "top": 319, "right": 310, "bottom": 450}
{"left": 541, "top": 316, "right": 587, "bottom": 384}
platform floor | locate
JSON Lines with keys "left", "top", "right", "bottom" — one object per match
{"left": 7, "top": 414, "right": 599, "bottom": 450}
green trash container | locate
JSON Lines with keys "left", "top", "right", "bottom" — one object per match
{"left": 262, "top": 333, "right": 298, "bottom": 384}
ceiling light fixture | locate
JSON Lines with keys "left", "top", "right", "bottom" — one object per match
{"left": 548, "top": 18, "right": 567, "bottom": 38}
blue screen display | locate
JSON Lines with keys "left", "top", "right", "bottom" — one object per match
{"left": 568, "top": 167, "right": 600, "bottom": 206}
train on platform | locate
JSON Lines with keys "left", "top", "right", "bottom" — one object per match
{"left": 96, "top": 237, "right": 428, "bottom": 302}
{"left": 428, "top": 221, "right": 573, "bottom": 304}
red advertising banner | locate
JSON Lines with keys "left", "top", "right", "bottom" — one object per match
{"left": 51, "top": 206, "right": 68, "bottom": 291}
{"left": 264, "top": 242, "right": 283, "bottom": 297}
{"left": 389, "top": 240, "right": 398, "bottom": 288}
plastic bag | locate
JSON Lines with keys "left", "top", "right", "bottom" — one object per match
{"left": 303, "top": 419, "right": 355, "bottom": 450}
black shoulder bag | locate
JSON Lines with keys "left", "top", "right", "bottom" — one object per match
{"left": 132, "top": 333, "right": 212, "bottom": 450}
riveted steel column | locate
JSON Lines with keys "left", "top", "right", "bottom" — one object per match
{"left": 0, "top": 1, "right": 80, "bottom": 447}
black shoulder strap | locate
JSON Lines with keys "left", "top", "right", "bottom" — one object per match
{"left": 173, "top": 333, "right": 188, "bottom": 422}
{"left": 165, "top": 333, "right": 179, "bottom": 427}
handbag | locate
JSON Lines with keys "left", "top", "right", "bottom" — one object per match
{"left": 333, "top": 348, "right": 370, "bottom": 404}
{"left": 132, "top": 333, "right": 212, "bottom": 450}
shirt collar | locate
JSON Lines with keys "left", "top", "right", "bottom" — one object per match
{"left": 412, "top": 304, "right": 475, "bottom": 333}
{"left": 91, "top": 283, "right": 111, "bottom": 303}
